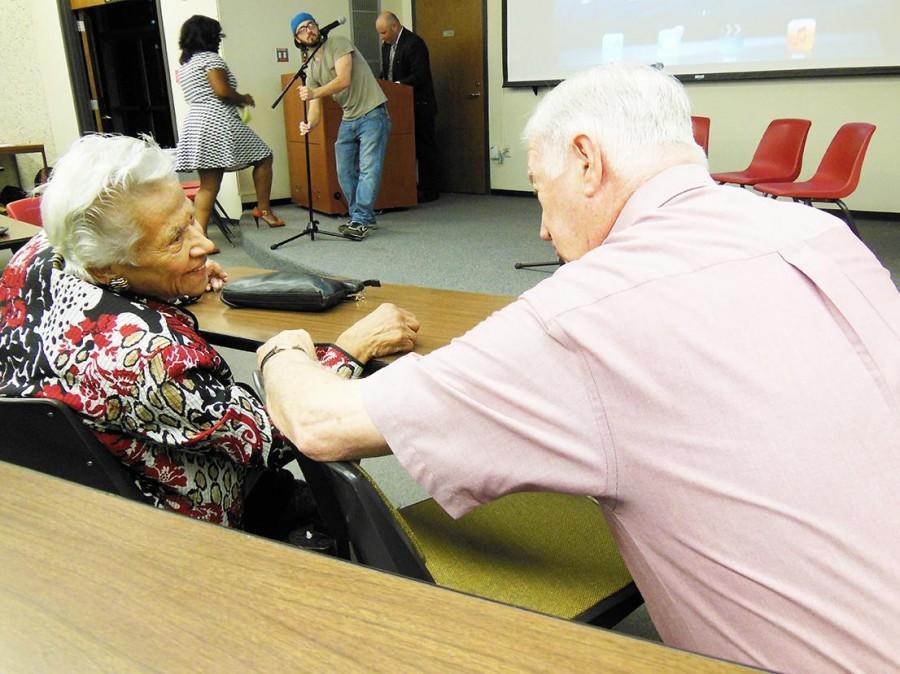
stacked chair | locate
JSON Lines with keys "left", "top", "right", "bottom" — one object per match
{"left": 711, "top": 118, "right": 811, "bottom": 187}
{"left": 179, "top": 180, "right": 237, "bottom": 245}
{"left": 691, "top": 115, "right": 710, "bottom": 156}
{"left": 754, "top": 123, "right": 876, "bottom": 238}
{"left": 5, "top": 195, "right": 43, "bottom": 226}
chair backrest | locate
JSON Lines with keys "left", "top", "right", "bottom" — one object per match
{"left": 691, "top": 115, "right": 710, "bottom": 156}
{"left": 0, "top": 398, "right": 145, "bottom": 501}
{"left": 5, "top": 196, "right": 42, "bottom": 226}
{"left": 807, "top": 122, "right": 876, "bottom": 198}
{"left": 294, "top": 452, "right": 433, "bottom": 580}
{"left": 741, "top": 118, "right": 811, "bottom": 182}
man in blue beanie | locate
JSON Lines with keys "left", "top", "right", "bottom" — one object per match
{"left": 291, "top": 11, "right": 389, "bottom": 241}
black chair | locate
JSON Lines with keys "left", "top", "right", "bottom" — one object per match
{"left": 295, "top": 453, "right": 642, "bottom": 627}
{"left": 0, "top": 397, "right": 145, "bottom": 501}
{"left": 251, "top": 369, "right": 640, "bottom": 626}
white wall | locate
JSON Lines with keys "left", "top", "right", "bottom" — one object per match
{"left": 218, "top": 0, "right": 352, "bottom": 202}
{"left": 0, "top": 0, "right": 79, "bottom": 188}
{"left": 486, "top": 2, "right": 900, "bottom": 213}
{"left": 8, "top": 0, "right": 895, "bottom": 212}
{"left": 159, "top": 0, "right": 243, "bottom": 216}
{"left": 218, "top": 0, "right": 411, "bottom": 202}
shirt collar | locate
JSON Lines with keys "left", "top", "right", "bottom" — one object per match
{"left": 612, "top": 163, "right": 713, "bottom": 234}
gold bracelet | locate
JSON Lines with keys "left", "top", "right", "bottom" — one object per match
{"left": 260, "top": 345, "right": 309, "bottom": 375}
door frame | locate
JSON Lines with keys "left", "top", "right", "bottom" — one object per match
{"left": 412, "top": 0, "right": 490, "bottom": 193}
{"left": 55, "top": 0, "right": 178, "bottom": 144}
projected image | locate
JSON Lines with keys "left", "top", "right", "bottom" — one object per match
{"left": 505, "top": 0, "right": 899, "bottom": 82}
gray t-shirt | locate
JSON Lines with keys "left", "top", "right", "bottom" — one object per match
{"left": 307, "top": 35, "right": 386, "bottom": 120}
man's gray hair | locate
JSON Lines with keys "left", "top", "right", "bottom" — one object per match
{"left": 523, "top": 63, "right": 706, "bottom": 179}
{"left": 39, "top": 134, "right": 177, "bottom": 281}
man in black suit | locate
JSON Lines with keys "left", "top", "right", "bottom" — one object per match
{"left": 376, "top": 11, "right": 439, "bottom": 202}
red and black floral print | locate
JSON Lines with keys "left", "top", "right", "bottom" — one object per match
{"left": 0, "top": 233, "right": 361, "bottom": 527}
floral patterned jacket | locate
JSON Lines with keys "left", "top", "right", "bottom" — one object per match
{"left": 0, "top": 233, "right": 362, "bottom": 527}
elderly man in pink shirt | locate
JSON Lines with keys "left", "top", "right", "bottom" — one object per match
{"left": 259, "top": 64, "right": 900, "bottom": 672}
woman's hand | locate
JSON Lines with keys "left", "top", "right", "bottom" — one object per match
{"left": 205, "top": 260, "right": 228, "bottom": 292}
{"left": 242, "top": 93, "right": 256, "bottom": 107}
{"left": 335, "top": 303, "right": 420, "bottom": 363}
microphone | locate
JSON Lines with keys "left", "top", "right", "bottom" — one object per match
{"left": 319, "top": 17, "right": 346, "bottom": 37}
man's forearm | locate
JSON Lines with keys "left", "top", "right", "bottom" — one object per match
{"left": 263, "top": 350, "right": 390, "bottom": 461}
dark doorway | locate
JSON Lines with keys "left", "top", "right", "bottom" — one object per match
{"left": 63, "top": 0, "right": 175, "bottom": 146}
{"left": 414, "top": 0, "right": 488, "bottom": 194}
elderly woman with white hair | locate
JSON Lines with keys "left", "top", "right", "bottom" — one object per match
{"left": 0, "top": 134, "right": 419, "bottom": 539}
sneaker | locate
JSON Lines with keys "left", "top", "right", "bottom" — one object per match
{"left": 341, "top": 221, "right": 370, "bottom": 241}
{"left": 340, "top": 219, "right": 378, "bottom": 232}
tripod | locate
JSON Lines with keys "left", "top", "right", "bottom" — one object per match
{"left": 514, "top": 258, "right": 563, "bottom": 270}
{"left": 270, "top": 37, "right": 344, "bottom": 250}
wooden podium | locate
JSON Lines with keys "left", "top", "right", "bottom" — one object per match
{"left": 282, "top": 76, "right": 417, "bottom": 214}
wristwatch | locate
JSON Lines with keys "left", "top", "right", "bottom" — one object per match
{"left": 260, "top": 345, "right": 309, "bottom": 374}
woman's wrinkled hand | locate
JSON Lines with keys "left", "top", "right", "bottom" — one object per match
{"left": 335, "top": 303, "right": 420, "bottom": 363}
{"left": 205, "top": 260, "right": 228, "bottom": 292}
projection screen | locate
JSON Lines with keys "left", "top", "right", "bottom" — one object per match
{"left": 503, "top": 0, "right": 900, "bottom": 85}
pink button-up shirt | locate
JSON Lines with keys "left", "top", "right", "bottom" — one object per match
{"left": 363, "top": 165, "right": 900, "bottom": 671}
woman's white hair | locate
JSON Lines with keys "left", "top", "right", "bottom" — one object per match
{"left": 523, "top": 63, "right": 706, "bottom": 180}
{"left": 39, "top": 134, "right": 177, "bottom": 281}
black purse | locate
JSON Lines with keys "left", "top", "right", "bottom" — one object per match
{"left": 221, "top": 271, "right": 380, "bottom": 312}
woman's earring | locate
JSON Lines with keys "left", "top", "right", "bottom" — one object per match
{"left": 107, "top": 276, "right": 130, "bottom": 292}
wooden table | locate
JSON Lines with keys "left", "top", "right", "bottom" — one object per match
{"left": 0, "top": 213, "right": 41, "bottom": 251}
{"left": 0, "top": 461, "right": 752, "bottom": 672}
{"left": 192, "top": 266, "right": 515, "bottom": 356}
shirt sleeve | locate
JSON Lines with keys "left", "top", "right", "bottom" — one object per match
{"left": 361, "top": 297, "right": 613, "bottom": 518}
{"left": 202, "top": 52, "right": 228, "bottom": 72}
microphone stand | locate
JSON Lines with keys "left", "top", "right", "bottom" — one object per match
{"left": 270, "top": 35, "right": 345, "bottom": 249}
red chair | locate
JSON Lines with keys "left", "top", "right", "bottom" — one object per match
{"left": 755, "top": 123, "right": 876, "bottom": 238}
{"left": 691, "top": 116, "right": 710, "bottom": 156}
{"left": 711, "top": 118, "right": 812, "bottom": 186}
{"left": 5, "top": 196, "right": 42, "bottom": 226}
{"left": 179, "top": 180, "right": 235, "bottom": 245}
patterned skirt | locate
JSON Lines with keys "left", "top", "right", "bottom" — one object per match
{"left": 175, "top": 100, "right": 271, "bottom": 172}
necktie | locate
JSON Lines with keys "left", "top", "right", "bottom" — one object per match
{"left": 387, "top": 41, "right": 398, "bottom": 81}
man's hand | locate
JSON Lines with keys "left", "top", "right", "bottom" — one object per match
{"left": 335, "top": 303, "right": 420, "bottom": 363}
{"left": 298, "top": 84, "right": 315, "bottom": 102}
{"left": 299, "top": 121, "right": 311, "bottom": 135}
{"left": 257, "top": 329, "right": 317, "bottom": 370}
{"left": 205, "top": 260, "right": 228, "bottom": 292}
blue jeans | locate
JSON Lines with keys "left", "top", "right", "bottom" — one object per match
{"left": 335, "top": 104, "right": 390, "bottom": 225}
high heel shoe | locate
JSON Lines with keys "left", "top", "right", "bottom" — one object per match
{"left": 251, "top": 207, "right": 285, "bottom": 228}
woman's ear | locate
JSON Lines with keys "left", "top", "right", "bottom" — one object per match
{"left": 572, "top": 134, "right": 604, "bottom": 197}
{"left": 87, "top": 266, "right": 114, "bottom": 285}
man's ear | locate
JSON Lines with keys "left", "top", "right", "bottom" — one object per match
{"left": 572, "top": 134, "right": 603, "bottom": 197}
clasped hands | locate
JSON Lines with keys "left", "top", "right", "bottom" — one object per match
{"left": 257, "top": 303, "right": 420, "bottom": 369}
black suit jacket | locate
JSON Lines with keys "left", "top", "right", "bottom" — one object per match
{"left": 379, "top": 28, "right": 437, "bottom": 112}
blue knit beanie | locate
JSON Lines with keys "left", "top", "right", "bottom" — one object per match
{"left": 290, "top": 12, "right": 315, "bottom": 35}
